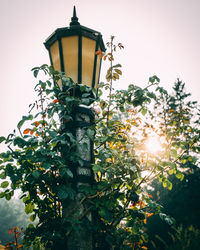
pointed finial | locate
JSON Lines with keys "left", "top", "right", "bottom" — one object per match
{"left": 70, "top": 6, "right": 80, "bottom": 26}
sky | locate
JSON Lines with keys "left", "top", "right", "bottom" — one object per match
{"left": 0, "top": 0, "right": 200, "bottom": 146}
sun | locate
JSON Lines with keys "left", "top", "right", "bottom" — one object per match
{"left": 145, "top": 134, "right": 163, "bottom": 154}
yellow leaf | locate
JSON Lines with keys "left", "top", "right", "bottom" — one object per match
{"left": 23, "top": 129, "right": 30, "bottom": 134}
{"left": 0, "top": 244, "right": 6, "bottom": 250}
{"left": 53, "top": 99, "right": 59, "bottom": 104}
{"left": 95, "top": 50, "right": 102, "bottom": 55}
{"left": 34, "top": 121, "right": 39, "bottom": 127}
{"left": 141, "top": 246, "right": 148, "bottom": 250}
{"left": 30, "top": 130, "right": 35, "bottom": 135}
{"left": 114, "top": 69, "right": 122, "bottom": 75}
{"left": 147, "top": 212, "right": 154, "bottom": 218}
{"left": 183, "top": 119, "right": 190, "bottom": 124}
{"left": 113, "top": 73, "right": 119, "bottom": 80}
{"left": 147, "top": 192, "right": 153, "bottom": 198}
{"left": 105, "top": 158, "right": 111, "bottom": 163}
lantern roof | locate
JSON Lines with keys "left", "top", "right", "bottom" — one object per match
{"left": 44, "top": 6, "right": 105, "bottom": 52}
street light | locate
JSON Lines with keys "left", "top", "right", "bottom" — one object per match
{"left": 44, "top": 6, "right": 105, "bottom": 185}
{"left": 44, "top": 6, "right": 105, "bottom": 90}
{"left": 44, "top": 7, "right": 105, "bottom": 249}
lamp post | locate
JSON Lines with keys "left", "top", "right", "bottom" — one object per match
{"left": 44, "top": 6, "right": 105, "bottom": 249}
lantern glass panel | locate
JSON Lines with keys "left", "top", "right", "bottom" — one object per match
{"left": 62, "top": 36, "right": 79, "bottom": 83}
{"left": 82, "top": 37, "right": 96, "bottom": 87}
{"left": 95, "top": 46, "right": 101, "bottom": 89}
{"left": 50, "top": 40, "right": 61, "bottom": 71}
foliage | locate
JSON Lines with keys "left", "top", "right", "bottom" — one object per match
{"left": 148, "top": 224, "right": 200, "bottom": 250}
{"left": 143, "top": 79, "right": 200, "bottom": 249}
{"left": 0, "top": 198, "right": 30, "bottom": 246}
{"left": 0, "top": 38, "right": 199, "bottom": 249}
{"left": 146, "top": 163, "right": 200, "bottom": 249}
{"left": 5, "top": 227, "right": 24, "bottom": 249}
{"left": 167, "top": 225, "right": 200, "bottom": 250}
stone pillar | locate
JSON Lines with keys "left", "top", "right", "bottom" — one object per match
{"left": 66, "top": 105, "right": 94, "bottom": 250}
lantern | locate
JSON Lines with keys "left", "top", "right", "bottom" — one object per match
{"left": 44, "top": 6, "right": 105, "bottom": 90}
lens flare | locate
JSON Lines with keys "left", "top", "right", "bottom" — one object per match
{"left": 146, "top": 135, "right": 163, "bottom": 154}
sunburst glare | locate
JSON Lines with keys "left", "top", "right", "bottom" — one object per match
{"left": 145, "top": 134, "right": 163, "bottom": 154}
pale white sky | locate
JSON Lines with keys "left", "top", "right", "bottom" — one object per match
{"left": 0, "top": 0, "right": 199, "bottom": 143}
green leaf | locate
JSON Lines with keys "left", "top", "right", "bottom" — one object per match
{"left": 92, "top": 164, "right": 105, "bottom": 173}
{"left": 47, "top": 80, "right": 52, "bottom": 87}
{"left": 23, "top": 115, "right": 33, "bottom": 121}
{"left": 0, "top": 171, "right": 6, "bottom": 179}
{"left": 66, "top": 169, "right": 73, "bottom": 178}
{"left": 32, "top": 171, "right": 40, "bottom": 179}
{"left": 141, "top": 107, "right": 147, "bottom": 116}
{"left": 149, "top": 77, "right": 155, "bottom": 83}
{"left": 154, "top": 75, "right": 160, "bottom": 83}
{"left": 80, "top": 85, "right": 87, "bottom": 92}
{"left": 0, "top": 192, "right": 5, "bottom": 198}
{"left": 25, "top": 203, "right": 34, "bottom": 214}
{"left": 171, "top": 149, "right": 177, "bottom": 158}
{"left": 1, "top": 181, "right": 9, "bottom": 188}
{"left": 149, "top": 75, "right": 160, "bottom": 84}
{"left": 13, "top": 137, "right": 27, "bottom": 148}
{"left": 119, "top": 106, "right": 125, "bottom": 112}
{"left": 176, "top": 172, "right": 184, "bottom": 181}
{"left": 159, "top": 213, "right": 174, "bottom": 225}
{"left": 43, "top": 162, "right": 51, "bottom": 170}
{"left": 147, "top": 92, "right": 157, "bottom": 100}
{"left": 60, "top": 168, "right": 73, "bottom": 178}
{"left": 33, "top": 69, "right": 39, "bottom": 78}
{"left": 180, "top": 174, "right": 185, "bottom": 181}
{"left": 48, "top": 131, "right": 57, "bottom": 138}
{"left": 17, "top": 120, "right": 25, "bottom": 130}
{"left": 17, "top": 115, "right": 33, "bottom": 130}
{"left": 188, "top": 156, "right": 193, "bottom": 162}
{"left": 167, "top": 180, "right": 173, "bottom": 190}
{"left": 5, "top": 192, "right": 11, "bottom": 200}
{"left": 100, "top": 100, "right": 107, "bottom": 109}
{"left": 82, "top": 98, "right": 90, "bottom": 105}
{"left": 30, "top": 214, "right": 36, "bottom": 222}
{"left": 57, "top": 185, "right": 68, "bottom": 200}
{"left": 113, "top": 64, "right": 122, "bottom": 68}
{"left": 27, "top": 223, "right": 35, "bottom": 229}
{"left": 169, "top": 162, "right": 176, "bottom": 168}
{"left": 0, "top": 137, "right": 6, "bottom": 144}
{"left": 22, "top": 196, "right": 29, "bottom": 204}
{"left": 82, "top": 93, "right": 91, "bottom": 98}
